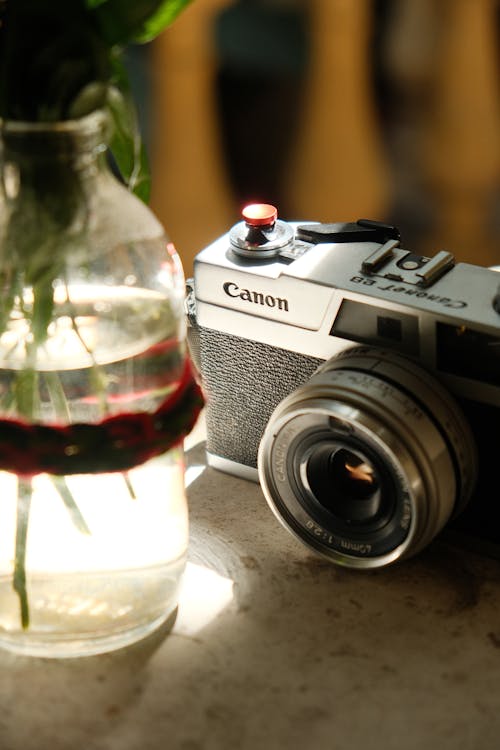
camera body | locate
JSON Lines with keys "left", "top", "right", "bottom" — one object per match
{"left": 188, "top": 206, "right": 500, "bottom": 564}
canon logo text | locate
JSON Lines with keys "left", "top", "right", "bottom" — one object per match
{"left": 223, "top": 282, "right": 289, "bottom": 311}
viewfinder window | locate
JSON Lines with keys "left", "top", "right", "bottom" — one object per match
{"left": 436, "top": 322, "right": 500, "bottom": 386}
{"left": 331, "top": 300, "right": 419, "bottom": 355}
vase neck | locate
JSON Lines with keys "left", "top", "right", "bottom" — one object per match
{"left": 0, "top": 111, "right": 109, "bottom": 183}
{"left": 0, "top": 112, "right": 112, "bottom": 254}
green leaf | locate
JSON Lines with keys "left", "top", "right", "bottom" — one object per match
{"left": 88, "top": 0, "right": 193, "bottom": 45}
{"left": 107, "top": 80, "right": 151, "bottom": 203}
{"left": 130, "top": 0, "right": 194, "bottom": 43}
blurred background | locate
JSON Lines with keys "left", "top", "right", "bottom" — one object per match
{"left": 127, "top": 0, "right": 500, "bottom": 275}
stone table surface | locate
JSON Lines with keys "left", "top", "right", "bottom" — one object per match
{"left": 0, "top": 427, "right": 500, "bottom": 750}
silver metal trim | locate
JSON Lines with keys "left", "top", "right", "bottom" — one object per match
{"left": 416, "top": 250, "right": 455, "bottom": 286}
{"left": 229, "top": 219, "right": 294, "bottom": 258}
{"left": 207, "top": 453, "right": 259, "bottom": 483}
{"left": 361, "top": 238, "right": 400, "bottom": 273}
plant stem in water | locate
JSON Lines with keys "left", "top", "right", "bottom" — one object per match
{"left": 52, "top": 476, "right": 91, "bottom": 535}
{"left": 13, "top": 478, "right": 32, "bottom": 630}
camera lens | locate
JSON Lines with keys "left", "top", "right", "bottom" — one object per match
{"left": 258, "top": 347, "right": 477, "bottom": 568}
{"left": 305, "top": 444, "right": 385, "bottom": 523}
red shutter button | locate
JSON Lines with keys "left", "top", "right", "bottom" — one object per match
{"left": 242, "top": 203, "right": 278, "bottom": 227}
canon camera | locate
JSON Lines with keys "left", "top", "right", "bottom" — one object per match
{"left": 186, "top": 204, "right": 500, "bottom": 568}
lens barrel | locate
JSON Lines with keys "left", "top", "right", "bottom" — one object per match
{"left": 258, "top": 347, "right": 477, "bottom": 568}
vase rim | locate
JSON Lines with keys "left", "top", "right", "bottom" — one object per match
{"left": 0, "top": 109, "right": 108, "bottom": 135}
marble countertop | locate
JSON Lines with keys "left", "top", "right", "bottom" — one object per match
{"left": 1, "top": 421, "right": 500, "bottom": 750}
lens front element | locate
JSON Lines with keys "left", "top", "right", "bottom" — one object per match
{"left": 306, "top": 445, "right": 382, "bottom": 522}
{"left": 258, "top": 347, "right": 477, "bottom": 569}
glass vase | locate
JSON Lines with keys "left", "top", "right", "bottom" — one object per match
{"left": 0, "top": 112, "right": 202, "bottom": 657}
